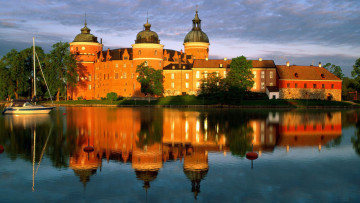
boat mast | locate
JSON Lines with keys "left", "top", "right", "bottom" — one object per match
{"left": 33, "top": 37, "right": 36, "bottom": 104}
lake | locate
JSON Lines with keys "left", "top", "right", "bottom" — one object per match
{"left": 0, "top": 107, "right": 359, "bottom": 202}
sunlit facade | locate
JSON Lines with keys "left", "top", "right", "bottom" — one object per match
{"left": 68, "top": 11, "right": 341, "bottom": 101}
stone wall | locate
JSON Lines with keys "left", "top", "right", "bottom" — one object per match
{"left": 279, "top": 88, "right": 341, "bottom": 101}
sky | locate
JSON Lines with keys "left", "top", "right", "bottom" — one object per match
{"left": 0, "top": 0, "right": 359, "bottom": 76}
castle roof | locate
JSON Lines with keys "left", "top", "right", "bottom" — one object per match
{"left": 276, "top": 65, "right": 342, "bottom": 81}
{"left": 73, "top": 19, "right": 98, "bottom": 43}
{"left": 184, "top": 10, "right": 209, "bottom": 43}
{"left": 135, "top": 19, "right": 160, "bottom": 44}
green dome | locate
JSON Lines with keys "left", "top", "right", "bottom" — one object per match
{"left": 184, "top": 30, "right": 209, "bottom": 43}
{"left": 184, "top": 10, "right": 209, "bottom": 43}
{"left": 135, "top": 20, "right": 160, "bottom": 44}
{"left": 73, "top": 23, "right": 98, "bottom": 43}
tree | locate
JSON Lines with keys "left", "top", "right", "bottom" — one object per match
{"left": 44, "top": 42, "right": 77, "bottom": 101}
{"left": 324, "top": 63, "right": 344, "bottom": 79}
{"left": 0, "top": 62, "right": 12, "bottom": 100}
{"left": 199, "top": 72, "right": 226, "bottom": 103}
{"left": 224, "top": 56, "right": 254, "bottom": 102}
{"left": 1, "top": 49, "right": 30, "bottom": 99}
{"left": 351, "top": 58, "right": 360, "bottom": 83}
{"left": 136, "top": 62, "right": 164, "bottom": 100}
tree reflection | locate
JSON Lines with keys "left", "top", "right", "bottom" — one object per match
{"left": 352, "top": 112, "right": 360, "bottom": 156}
{"left": 136, "top": 108, "right": 163, "bottom": 148}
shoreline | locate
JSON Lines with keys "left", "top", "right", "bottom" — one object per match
{"left": 39, "top": 103, "right": 360, "bottom": 109}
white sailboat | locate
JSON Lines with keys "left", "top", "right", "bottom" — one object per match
{"left": 2, "top": 38, "right": 55, "bottom": 114}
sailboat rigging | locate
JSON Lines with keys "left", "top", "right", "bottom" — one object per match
{"left": 2, "top": 37, "right": 55, "bottom": 114}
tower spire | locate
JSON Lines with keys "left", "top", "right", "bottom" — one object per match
{"left": 85, "top": 12, "right": 87, "bottom": 27}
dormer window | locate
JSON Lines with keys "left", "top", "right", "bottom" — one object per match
{"left": 321, "top": 73, "right": 325, "bottom": 78}
{"left": 220, "top": 64, "right": 223, "bottom": 68}
{"left": 172, "top": 66, "right": 175, "bottom": 69}
{"left": 295, "top": 73, "right": 299, "bottom": 78}
{"left": 124, "top": 56, "right": 128, "bottom": 60}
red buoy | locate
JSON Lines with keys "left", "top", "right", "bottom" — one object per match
{"left": 246, "top": 152, "right": 258, "bottom": 160}
{"left": 63, "top": 113, "right": 66, "bottom": 115}
{"left": 83, "top": 146, "right": 94, "bottom": 152}
{"left": 0, "top": 145, "right": 4, "bottom": 154}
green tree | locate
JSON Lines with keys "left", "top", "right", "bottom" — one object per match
{"left": 106, "top": 92, "right": 118, "bottom": 102}
{"left": 136, "top": 62, "right": 164, "bottom": 99}
{"left": 1, "top": 49, "right": 30, "bottom": 99}
{"left": 351, "top": 58, "right": 360, "bottom": 87}
{"left": 0, "top": 62, "right": 12, "bottom": 100}
{"left": 324, "top": 63, "right": 344, "bottom": 79}
{"left": 44, "top": 42, "right": 77, "bottom": 101}
{"left": 342, "top": 77, "right": 357, "bottom": 100}
{"left": 199, "top": 72, "right": 226, "bottom": 103}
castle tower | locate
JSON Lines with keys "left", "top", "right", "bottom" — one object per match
{"left": 69, "top": 16, "right": 103, "bottom": 100}
{"left": 132, "top": 18, "right": 164, "bottom": 70}
{"left": 184, "top": 9, "right": 210, "bottom": 61}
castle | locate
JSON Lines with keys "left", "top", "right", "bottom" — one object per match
{"left": 68, "top": 10, "right": 342, "bottom": 101}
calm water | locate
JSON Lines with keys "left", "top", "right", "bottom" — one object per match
{"left": 0, "top": 107, "right": 359, "bottom": 202}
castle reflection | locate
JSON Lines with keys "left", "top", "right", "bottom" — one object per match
{"left": 66, "top": 108, "right": 342, "bottom": 197}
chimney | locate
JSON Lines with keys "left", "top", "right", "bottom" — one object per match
{"left": 100, "top": 38, "right": 103, "bottom": 44}
{"left": 286, "top": 61, "right": 290, "bottom": 67}
{"left": 318, "top": 62, "right": 322, "bottom": 68}
{"left": 259, "top": 58, "right": 262, "bottom": 61}
{"left": 224, "top": 58, "right": 227, "bottom": 61}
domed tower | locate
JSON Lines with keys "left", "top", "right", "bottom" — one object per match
{"left": 132, "top": 18, "right": 164, "bottom": 70}
{"left": 68, "top": 17, "right": 103, "bottom": 100}
{"left": 184, "top": 9, "right": 210, "bottom": 61}
{"left": 183, "top": 147, "right": 209, "bottom": 200}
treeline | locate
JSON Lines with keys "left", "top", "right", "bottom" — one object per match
{"left": 0, "top": 42, "right": 77, "bottom": 101}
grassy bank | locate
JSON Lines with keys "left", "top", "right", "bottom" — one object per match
{"left": 39, "top": 95, "right": 358, "bottom": 108}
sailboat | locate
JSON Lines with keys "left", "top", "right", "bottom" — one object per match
{"left": 2, "top": 38, "right": 55, "bottom": 114}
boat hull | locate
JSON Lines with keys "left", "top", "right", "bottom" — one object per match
{"left": 2, "top": 107, "right": 55, "bottom": 114}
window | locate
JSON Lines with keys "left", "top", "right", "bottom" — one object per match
{"left": 175, "top": 58, "right": 178, "bottom": 62}
{"left": 186, "top": 73, "right": 189, "bottom": 79}
{"left": 171, "top": 82, "right": 175, "bottom": 88}
{"left": 123, "top": 72, "right": 127, "bottom": 79}
{"left": 159, "top": 61, "right": 161, "bottom": 67}
{"left": 115, "top": 64, "right": 118, "bottom": 68}
{"left": 261, "top": 71, "right": 265, "bottom": 78}
{"left": 224, "top": 71, "right": 227, "bottom": 78}
{"left": 95, "top": 75, "right": 97, "bottom": 80}
{"left": 145, "top": 61, "right": 148, "bottom": 66}
{"left": 287, "top": 83, "right": 290, "bottom": 88}
{"left": 88, "top": 85, "right": 91, "bottom": 90}
{"left": 331, "top": 84, "right": 334, "bottom": 89}
{"left": 216, "top": 82, "right": 219, "bottom": 86}
{"left": 196, "top": 82, "right": 200, "bottom": 88}
{"left": 304, "top": 83, "right": 307, "bottom": 88}
{"left": 196, "top": 71, "right": 200, "bottom": 78}
{"left": 261, "top": 82, "right": 265, "bottom": 89}
{"left": 185, "top": 82, "right": 189, "bottom": 88}
{"left": 131, "top": 73, "right": 134, "bottom": 79}
{"left": 253, "top": 71, "right": 256, "bottom": 78}
{"left": 88, "top": 75, "right": 92, "bottom": 81}
{"left": 104, "top": 74, "right": 106, "bottom": 80}
{"left": 270, "top": 82, "right": 273, "bottom": 86}
{"left": 124, "top": 64, "right": 126, "bottom": 68}
{"left": 204, "top": 71, "right": 208, "bottom": 78}
{"left": 172, "top": 66, "right": 175, "bottom": 70}
{"left": 124, "top": 56, "right": 128, "bottom": 60}
{"left": 76, "top": 47, "right": 78, "bottom": 51}
{"left": 115, "top": 73, "right": 119, "bottom": 79}
{"left": 171, "top": 73, "right": 175, "bottom": 79}
{"left": 270, "top": 71, "right": 273, "bottom": 79}
{"left": 253, "top": 82, "right": 256, "bottom": 89}
{"left": 138, "top": 50, "right": 141, "bottom": 55}
{"left": 313, "top": 84, "right": 317, "bottom": 88}
{"left": 295, "top": 83, "right": 298, "bottom": 88}
{"left": 164, "top": 57, "right": 167, "bottom": 61}
{"left": 155, "top": 50, "right": 157, "bottom": 55}
{"left": 216, "top": 71, "right": 219, "bottom": 77}
{"left": 322, "top": 84, "right": 325, "bottom": 89}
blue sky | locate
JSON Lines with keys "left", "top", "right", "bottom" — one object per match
{"left": 0, "top": 0, "right": 359, "bottom": 76}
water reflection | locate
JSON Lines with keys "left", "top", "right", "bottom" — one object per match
{"left": 0, "top": 108, "right": 350, "bottom": 197}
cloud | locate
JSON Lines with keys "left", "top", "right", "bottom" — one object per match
{"left": 0, "top": 0, "right": 359, "bottom": 76}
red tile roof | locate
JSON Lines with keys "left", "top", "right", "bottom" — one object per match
{"left": 276, "top": 65, "right": 341, "bottom": 81}
{"left": 193, "top": 59, "right": 275, "bottom": 68}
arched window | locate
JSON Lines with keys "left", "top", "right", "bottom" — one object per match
{"left": 155, "top": 50, "right": 157, "bottom": 55}
{"left": 138, "top": 50, "right": 141, "bottom": 55}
